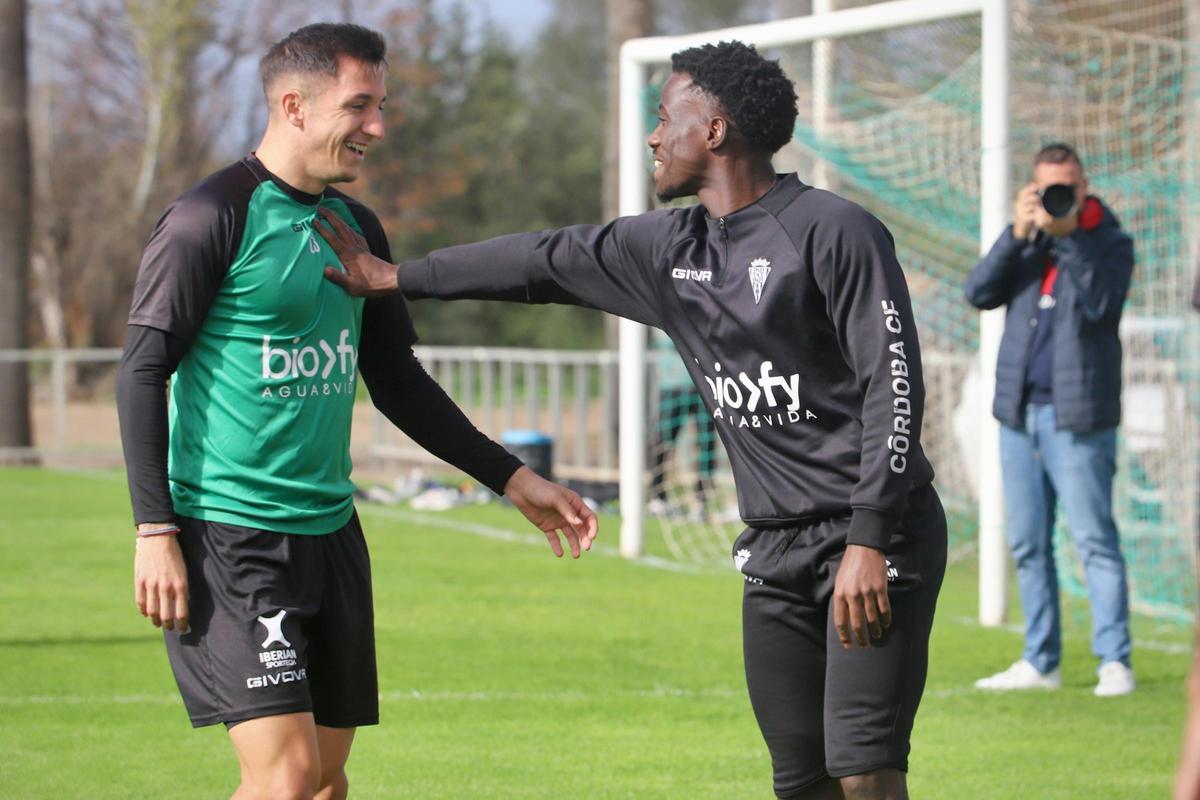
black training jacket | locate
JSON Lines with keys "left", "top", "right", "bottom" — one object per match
{"left": 397, "top": 174, "right": 935, "bottom": 550}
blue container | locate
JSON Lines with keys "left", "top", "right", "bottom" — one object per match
{"left": 500, "top": 430, "right": 554, "bottom": 480}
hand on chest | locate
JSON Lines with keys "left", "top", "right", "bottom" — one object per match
{"left": 228, "top": 205, "right": 359, "bottom": 332}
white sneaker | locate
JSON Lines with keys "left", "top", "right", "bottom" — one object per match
{"left": 974, "top": 660, "right": 1062, "bottom": 691}
{"left": 647, "top": 498, "right": 670, "bottom": 516}
{"left": 1093, "top": 661, "right": 1135, "bottom": 697}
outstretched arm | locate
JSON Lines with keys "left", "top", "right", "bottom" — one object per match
{"left": 358, "top": 298, "right": 597, "bottom": 558}
{"left": 316, "top": 205, "right": 670, "bottom": 327}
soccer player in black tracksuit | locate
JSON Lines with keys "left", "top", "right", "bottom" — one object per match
{"left": 317, "top": 41, "right": 947, "bottom": 800}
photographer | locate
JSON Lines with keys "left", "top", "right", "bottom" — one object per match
{"left": 965, "top": 143, "right": 1136, "bottom": 696}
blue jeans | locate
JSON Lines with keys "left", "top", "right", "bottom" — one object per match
{"left": 998, "top": 403, "right": 1132, "bottom": 673}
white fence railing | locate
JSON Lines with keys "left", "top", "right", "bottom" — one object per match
{"left": 368, "top": 346, "right": 621, "bottom": 481}
{"left": 0, "top": 347, "right": 124, "bottom": 463}
{"left": 0, "top": 346, "right": 622, "bottom": 480}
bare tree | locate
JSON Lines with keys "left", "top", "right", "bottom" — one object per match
{"left": 26, "top": 0, "right": 288, "bottom": 360}
{"left": 126, "top": 0, "right": 240, "bottom": 218}
{"left": 0, "top": 0, "right": 34, "bottom": 461}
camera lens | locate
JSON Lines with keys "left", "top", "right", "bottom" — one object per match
{"left": 1039, "top": 184, "right": 1078, "bottom": 218}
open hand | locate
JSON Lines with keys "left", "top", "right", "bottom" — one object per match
{"left": 315, "top": 207, "right": 400, "bottom": 297}
{"left": 503, "top": 466, "right": 598, "bottom": 558}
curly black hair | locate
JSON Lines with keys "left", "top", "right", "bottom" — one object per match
{"left": 670, "top": 41, "right": 798, "bottom": 155}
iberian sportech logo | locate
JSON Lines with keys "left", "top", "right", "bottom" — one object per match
{"left": 260, "top": 328, "right": 357, "bottom": 401}
{"left": 246, "top": 609, "right": 306, "bottom": 690}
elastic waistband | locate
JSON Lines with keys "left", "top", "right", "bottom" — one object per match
{"left": 745, "top": 483, "right": 937, "bottom": 533}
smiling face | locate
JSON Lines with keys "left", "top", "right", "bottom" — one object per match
{"left": 647, "top": 72, "right": 718, "bottom": 203}
{"left": 290, "top": 55, "right": 387, "bottom": 188}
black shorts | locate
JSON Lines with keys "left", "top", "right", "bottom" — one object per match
{"left": 164, "top": 512, "right": 378, "bottom": 729}
{"left": 736, "top": 484, "right": 947, "bottom": 797}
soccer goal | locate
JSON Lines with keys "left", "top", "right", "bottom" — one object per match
{"left": 617, "top": 0, "right": 1200, "bottom": 626}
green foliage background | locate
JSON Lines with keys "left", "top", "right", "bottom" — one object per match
{"left": 355, "top": 2, "right": 610, "bottom": 349}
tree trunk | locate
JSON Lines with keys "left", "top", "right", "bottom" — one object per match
{"left": 30, "top": 82, "right": 69, "bottom": 355}
{"left": 125, "top": 0, "right": 211, "bottom": 219}
{"left": 0, "top": 0, "right": 34, "bottom": 462}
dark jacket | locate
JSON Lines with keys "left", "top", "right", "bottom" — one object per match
{"left": 964, "top": 197, "right": 1134, "bottom": 433}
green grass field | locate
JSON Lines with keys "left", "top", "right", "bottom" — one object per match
{"left": 0, "top": 468, "right": 1192, "bottom": 798}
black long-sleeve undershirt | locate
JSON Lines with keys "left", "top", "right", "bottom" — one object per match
{"left": 116, "top": 325, "right": 187, "bottom": 524}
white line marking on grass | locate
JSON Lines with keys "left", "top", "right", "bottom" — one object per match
{"left": 72, "top": 470, "right": 127, "bottom": 482}
{"left": 360, "top": 507, "right": 1198, "bottom": 656}
{"left": 380, "top": 686, "right": 743, "bottom": 703}
{"left": 948, "top": 614, "right": 1192, "bottom": 655}
{"left": 362, "top": 506, "right": 717, "bottom": 576}
{"left": 0, "top": 686, "right": 745, "bottom": 708}
{"left": 0, "top": 693, "right": 180, "bottom": 706}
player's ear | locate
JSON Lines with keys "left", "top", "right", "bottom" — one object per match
{"left": 279, "top": 87, "right": 305, "bottom": 128}
{"left": 707, "top": 116, "right": 729, "bottom": 150}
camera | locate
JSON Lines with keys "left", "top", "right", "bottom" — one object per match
{"left": 1039, "top": 184, "right": 1079, "bottom": 218}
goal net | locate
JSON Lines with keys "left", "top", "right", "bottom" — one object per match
{"left": 640, "top": 0, "right": 1199, "bottom": 623}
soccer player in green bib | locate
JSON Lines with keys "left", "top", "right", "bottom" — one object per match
{"left": 115, "top": 23, "right": 596, "bottom": 799}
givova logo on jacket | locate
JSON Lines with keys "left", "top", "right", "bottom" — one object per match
{"left": 701, "top": 360, "right": 817, "bottom": 430}
{"left": 260, "top": 328, "right": 358, "bottom": 400}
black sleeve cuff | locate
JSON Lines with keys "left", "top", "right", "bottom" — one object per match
{"left": 397, "top": 260, "right": 429, "bottom": 297}
{"left": 479, "top": 458, "right": 524, "bottom": 497}
{"left": 846, "top": 507, "right": 893, "bottom": 551}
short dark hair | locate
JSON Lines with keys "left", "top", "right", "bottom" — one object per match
{"left": 670, "top": 40, "right": 798, "bottom": 154}
{"left": 260, "top": 23, "right": 387, "bottom": 96}
{"left": 1034, "top": 142, "right": 1083, "bottom": 169}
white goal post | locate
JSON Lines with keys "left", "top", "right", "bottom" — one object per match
{"left": 616, "top": 0, "right": 1013, "bottom": 626}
